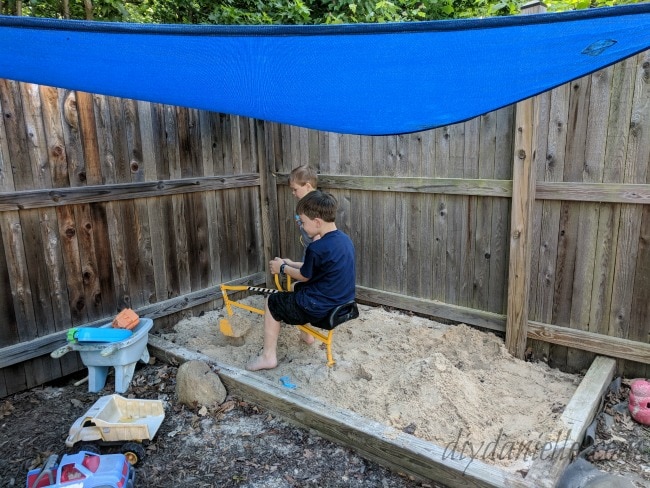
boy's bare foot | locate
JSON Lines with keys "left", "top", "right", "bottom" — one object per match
{"left": 246, "top": 355, "right": 278, "bottom": 371}
{"left": 300, "top": 330, "right": 315, "bottom": 345}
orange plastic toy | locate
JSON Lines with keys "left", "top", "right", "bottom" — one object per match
{"left": 112, "top": 308, "right": 140, "bottom": 330}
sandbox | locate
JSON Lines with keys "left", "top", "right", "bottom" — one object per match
{"left": 151, "top": 298, "right": 615, "bottom": 487}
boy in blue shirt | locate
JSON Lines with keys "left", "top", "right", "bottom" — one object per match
{"left": 247, "top": 191, "right": 356, "bottom": 371}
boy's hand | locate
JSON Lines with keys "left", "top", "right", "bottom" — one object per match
{"left": 269, "top": 257, "right": 284, "bottom": 275}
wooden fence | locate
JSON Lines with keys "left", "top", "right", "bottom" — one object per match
{"left": 1, "top": 48, "right": 649, "bottom": 397}
{"left": 0, "top": 82, "right": 267, "bottom": 396}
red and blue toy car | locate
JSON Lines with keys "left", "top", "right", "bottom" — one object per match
{"left": 26, "top": 451, "right": 134, "bottom": 488}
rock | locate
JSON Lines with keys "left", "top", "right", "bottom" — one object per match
{"left": 176, "top": 360, "right": 227, "bottom": 407}
{"left": 557, "top": 458, "right": 635, "bottom": 488}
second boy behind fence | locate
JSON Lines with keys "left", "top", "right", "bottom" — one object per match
{"left": 247, "top": 190, "right": 356, "bottom": 371}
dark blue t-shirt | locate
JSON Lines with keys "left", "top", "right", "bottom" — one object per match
{"left": 295, "top": 229, "right": 355, "bottom": 318}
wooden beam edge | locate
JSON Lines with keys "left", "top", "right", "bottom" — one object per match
{"left": 355, "top": 286, "right": 507, "bottom": 333}
{"left": 528, "top": 321, "right": 650, "bottom": 365}
{"left": 277, "top": 173, "right": 650, "bottom": 204}
{"left": 536, "top": 182, "right": 650, "bottom": 204}
{"left": 277, "top": 173, "right": 512, "bottom": 197}
{"left": 560, "top": 356, "right": 616, "bottom": 442}
{"left": 0, "top": 173, "right": 260, "bottom": 211}
{"left": 148, "top": 336, "right": 523, "bottom": 488}
{"left": 521, "top": 356, "right": 616, "bottom": 488}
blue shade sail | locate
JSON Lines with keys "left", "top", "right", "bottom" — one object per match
{"left": 1, "top": 4, "right": 649, "bottom": 135}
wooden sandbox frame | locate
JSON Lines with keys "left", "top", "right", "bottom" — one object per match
{"left": 148, "top": 335, "right": 615, "bottom": 488}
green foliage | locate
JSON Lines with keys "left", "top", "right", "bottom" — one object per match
{"left": 22, "top": 0, "right": 62, "bottom": 18}
{"left": 138, "top": 0, "right": 211, "bottom": 24}
{"left": 21, "top": 0, "right": 135, "bottom": 20}
{"left": 206, "top": 0, "right": 312, "bottom": 25}
{"left": 314, "top": 0, "right": 434, "bottom": 24}
{"left": 11, "top": 0, "right": 646, "bottom": 24}
{"left": 545, "top": 0, "right": 641, "bottom": 12}
{"left": 93, "top": 0, "right": 132, "bottom": 20}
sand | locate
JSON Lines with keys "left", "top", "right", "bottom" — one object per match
{"left": 163, "top": 296, "right": 582, "bottom": 471}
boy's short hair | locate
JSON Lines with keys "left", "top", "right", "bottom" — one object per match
{"left": 296, "top": 191, "right": 337, "bottom": 223}
{"left": 289, "top": 165, "right": 318, "bottom": 188}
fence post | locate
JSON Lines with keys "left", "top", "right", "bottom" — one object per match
{"left": 505, "top": 1, "right": 545, "bottom": 359}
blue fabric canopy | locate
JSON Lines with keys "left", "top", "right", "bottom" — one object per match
{"left": 1, "top": 5, "right": 649, "bottom": 135}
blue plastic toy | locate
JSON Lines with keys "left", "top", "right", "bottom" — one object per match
{"left": 50, "top": 318, "right": 154, "bottom": 393}
{"left": 279, "top": 376, "right": 297, "bottom": 389}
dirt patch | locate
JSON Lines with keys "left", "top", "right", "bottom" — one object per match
{"left": 0, "top": 362, "right": 440, "bottom": 488}
{"left": 580, "top": 379, "right": 650, "bottom": 487}
{"left": 165, "top": 299, "right": 580, "bottom": 472}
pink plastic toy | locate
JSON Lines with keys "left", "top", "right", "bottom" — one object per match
{"left": 629, "top": 378, "right": 650, "bottom": 426}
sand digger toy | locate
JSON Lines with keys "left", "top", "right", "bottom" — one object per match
{"left": 218, "top": 275, "right": 288, "bottom": 338}
{"left": 219, "top": 276, "right": 358, "bottom": 366}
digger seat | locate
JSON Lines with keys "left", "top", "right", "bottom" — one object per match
{"left": 297, "top": 300, "right": 359, "bottom": 367}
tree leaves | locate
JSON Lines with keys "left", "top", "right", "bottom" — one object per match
{"left": 9, "top": 0, "right": 640, "bottom": 25}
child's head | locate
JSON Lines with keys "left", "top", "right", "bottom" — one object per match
{"left": 289, "top": 165, "right": 318, "bottom": 199}
{"left": 296, "top": 190, "right": 337, "bottom": 223}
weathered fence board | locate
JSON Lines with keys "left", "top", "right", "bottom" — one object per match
{"left": 1, "top": 81, "right": 37, "bottom": 346}
{"left": 476, "top": 114, "right": 497, "bottom": 312}
{"left": 631, "top": 207, "right": 650, "bottom": 378}
{"left": 627, "top": 51, "right": 650, "bottom": 378}
{"left": 446, "top": 125, "right": 465, "bottom": 305}
{"left": 0, "top": 84, "right": 266, "bottom": 394}
{"left": 433, "top": 128, "right": 449, "bottom": 303}
{"left": 530, "top": 88, "right": 552, "bottom": 361}
{"left": 355, "top": 135, "right": 373, "bottom": 288}
{"left": 550, "top": 73, "right": 589, "bottom": 370}
{"left": 55, "top": 205, "right": 85, "bottom": 325}
{"left": 199, "top": 112, "right": 222, "bottom": 289}
{"left": 231, "top": 116, "right": 248, "bottom": 279}
{"left": 140, "top": 102, "right": 168, "bottom": 303}
{"left": 405, "top": 133, "right": 423, "bottom": 298}
{"left": 461, "top": 118, "right": 480, "bottom": 309}
{"left": 568, "top": 68, "right": 606, "bottom": 372}
{"left": 582, "top": 65, "right": 615, "bottom": 353}
{"left": 492, "top": 107, "right": 514, "bottom": 314}
{"left": 601, "top": 58, "right": 636, "bottom": 348}
{"left": 612, "top": 52, "right": 650, "bottom": 349}
{"left": 371, "top": 138, "right": 387, "bottom": 291}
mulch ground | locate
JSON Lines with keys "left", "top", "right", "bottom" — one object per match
{"left": 0, "top": 360, "right": 443, "bottom": 488}
{"left": 578, "top": 378, "right": 650, "bottom": 487}
{"left": 2, "top": 358, "right": 648, "bottom": 487}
